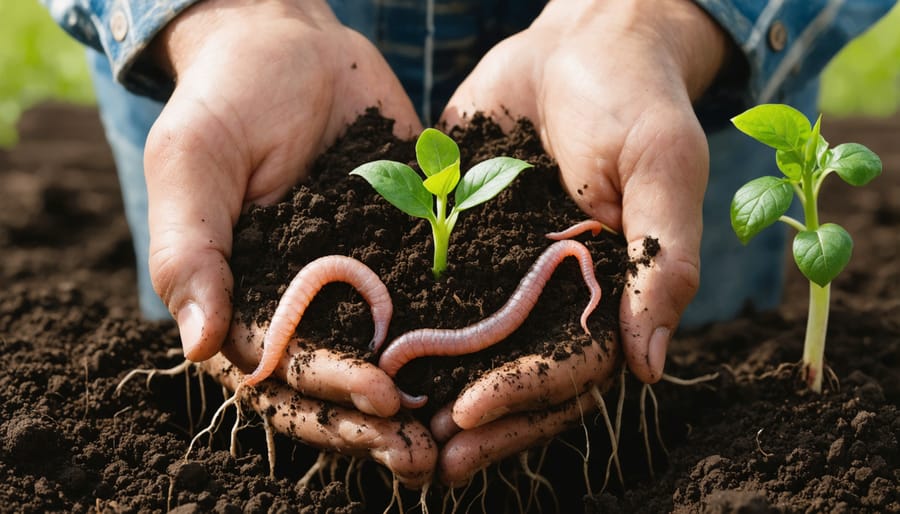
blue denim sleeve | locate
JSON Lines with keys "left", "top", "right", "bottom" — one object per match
{"left": 693, "top": 1, "right": 897, "bottom": 105}
{"left": 41, "top": 0, "right": 200, "bottom": 100}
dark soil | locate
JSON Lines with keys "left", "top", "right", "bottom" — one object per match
{"left": 1, "top": 103, "right": 897, "bottom": 513}
{"left": 229, "top": 109, "right": 629, "bottom": 414}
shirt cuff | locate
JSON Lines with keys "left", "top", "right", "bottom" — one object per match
{"left": 693, "top": 0, "right": 896, "bottom": 107}
{"left": 44, "top": 0, "right": 201, "bottom": 101}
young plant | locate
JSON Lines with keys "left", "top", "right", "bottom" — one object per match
{"left": 350, "top": 128, "right": 532, "bottom": 278}
{"left": 730, "top": 104, "right": 882, "bottom": 392}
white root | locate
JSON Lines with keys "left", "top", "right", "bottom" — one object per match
{"left": 645, "top": 384, "right": 668, "bottom": 458}
{"left": 298, "top": 451, "right": 334, "bottom": 490}
{"left": 635, "top": 371, "right": 720, "bottom": 479}
{"left": 262, "top": 413, "right": 276, "bottom": 479}
{"left": 661, "top": 371, "right": 720, "bottom": 387}
{"left": 639, "top": 383, "right": 655, "bottom": 480}
{"left": 114, "top": 360, "right": 192, "bottom": 396}
{"left": 417, "top": 481, "right": 430, "bottom": 514}
{"left": 475, "top": 468, "right": 489, "bottom": 514}
{"left": 196, "top": 366, "right": 208, "bottom": 429}
{"left": 755, "top": 428, "right": 774, "bottom": 459}
{"left": 111, "top": 406, "right": 132, "bottom": 432}
{"left": 186, "top": 387, "right": 241, "bottom": 460}
{"left": 381, "top": 473, "right": 404, "bottom": 514}
{"left": 519, "top": 448, "right": 558, "bottom": 514}
{"left": 590, "top": 383, "right": 624, "bottom": 491}
{"left": 344, "top": 457, "right": 357, "bottom": 504}
{"left": 496, "top": 466, "right": 523, "bottom": 514}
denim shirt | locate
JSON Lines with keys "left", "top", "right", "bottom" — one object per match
{"left": 40, "top": 0, "right": 898, "bottom": 325}
{"left": 43, "top": 1, "right": 896, "bottom": 122}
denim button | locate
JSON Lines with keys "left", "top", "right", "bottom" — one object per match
{"left": 110, "top": 10, "right": 128, "bottom": 42}
{"left": 768, "top": 21, "right": 787, "bottom": 51}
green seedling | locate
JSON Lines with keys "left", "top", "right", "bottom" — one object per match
{"left": 730, "top": 103, "right": 882, "bottom": 392}
{"left": 350, "top": 128, "right": 532, "bottom": 278}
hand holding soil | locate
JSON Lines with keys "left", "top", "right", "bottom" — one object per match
{"left": 441, "top": 0, "right": 727, "bottom": 384}
{"left": 213, "top": 322, "right": 438, "bottom": 487}
{"left": 143, "top": 0, "right": 421, "bottom": 362}
{"left": 135, "top": 0, "right": 738, "bottom": 490}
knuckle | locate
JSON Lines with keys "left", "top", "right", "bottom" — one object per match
{"left": 666, "top": 255, "right": 701, "bottom": 309}
{"left": 148, "top": 245, "right": 182, "bottom": 306}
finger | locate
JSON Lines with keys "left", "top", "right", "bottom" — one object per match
{"left": 439, "top": 391, "right": 596, "bottom": 487}
{"left": 145, "top": 101, "right": 247, "bottom": 362}
{"left": 430, "top": 404, "right": 461, "bottom": 443}
{"left": 439, "top": 34, "right": 537, "bottom": 132}
{"left": 201, "top": 353, "right": 436, "bottom": 488}
{"left": 451, "top": 335, "right": 618, "bottom": 429}
{"left": 616, "top": 107, "right": 706, "bottom": 383}
{"left": 328, "top": 29, "right": 423, "bottom": 141}
{"left": 224, "top": 317, "right": 401, "bottom": 417}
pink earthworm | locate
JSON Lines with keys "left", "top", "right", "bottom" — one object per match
{"left": 545, "top": 219, "right": 615, "bottom": 240}
{"left": 378, "top": 239, "right": 602, "bottom": 408}
{"left": 243, "top": 255, "right": 393, "bottom": 387}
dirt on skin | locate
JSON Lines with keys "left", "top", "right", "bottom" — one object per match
{"left": 0, "top": 103, "right": 898, "bottom": 513}
{"left": 228, "top": 108, "right": 631, "bottom": 416}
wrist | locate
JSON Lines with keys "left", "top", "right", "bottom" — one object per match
{"left": 150, "top": 0, "right": 336, "bottom": 78}
{"left": 652, "top": 0, "right": 729, "bottom": 100}
{"left": 533, "top": 0, "right": 728, "bottom": 101}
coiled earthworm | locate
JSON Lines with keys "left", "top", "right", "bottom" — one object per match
{"left": 243, "top": 255, "right": 393, "bottom": 387}
{"left": 378, "top": 239, "right": 602, "bottom": 408}
{"left": 545, "top": 219, "right": 616, "bottom": 240}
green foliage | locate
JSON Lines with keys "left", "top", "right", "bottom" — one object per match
{"left": 351, "top": 128, "right": 531, "bottom": 278}
{"left": 731, "top": 103, "right": 883, "bottom": 393}
{"left": 1, "top": 2, "right": 95, "bottom": 147}
{"left": 793, "top": 224, "right": 853, "bottom": 287}
{"left": 820, "top": 4, "right": 900, "bottom": 117}
{"left": 729, "top": 176, "right": 793, "bottom": 244}
{"left": 730, "top": 103, "right": 881, "bottom": 286}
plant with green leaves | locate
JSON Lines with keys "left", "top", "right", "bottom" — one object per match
{"left": 350, "top": 128, "right": 532, "bottom": 278}
{"left": 730, "top": 103, "right": 882, "bottom": 392}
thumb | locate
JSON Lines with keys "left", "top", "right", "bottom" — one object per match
{"left": 617, "top": 113, "right": 707, "bottom": 383}
{"left": 144, "top": 107, "right": 244, "bottom": 362}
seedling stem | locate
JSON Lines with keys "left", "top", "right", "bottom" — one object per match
{"left": 350, "top": 128, "right": 530, "bottom": 278}
{"left": 730, "top": 104, "right": 881, "bottom": 392}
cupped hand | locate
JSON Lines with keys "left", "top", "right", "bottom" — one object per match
{"left": 200, "top": 349, "right": 437, "bottom": 488}
{"left": 432, "top": 337, "right": 618, "bottom": 486}
{"left": 442, "top": 0, "right": 726, "bottom": 384}
{"left": 437, "top": 0, "right": 727, "bottom": 483}
{"left": 143, "top": 0, "right": 426, "bottom": 483}
{"left": 144, "top": 0, "right": 422, "bottom": 362}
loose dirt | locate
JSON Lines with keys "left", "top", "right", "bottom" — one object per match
{"left": 1, "top": 104, "right": 897, "bottom": 513}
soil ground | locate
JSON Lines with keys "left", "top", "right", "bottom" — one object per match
{"left": 0, "top": 103, "right": 897, "bottom": 513}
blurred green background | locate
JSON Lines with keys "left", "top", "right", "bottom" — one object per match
{"left": 1, "top": 2, "right": 899, "bottom": 147}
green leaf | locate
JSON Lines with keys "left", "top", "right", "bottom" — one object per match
{"left": 350, "top": 160, "right": 435, "bottom": 220}
{"left": 804, "top": 114, "right": 823, "bottom": 172}
{"left": 415, "top": 128, "right": 460, "bottom": 177}
{"left": 775, "top": 148, "right": 803, "bottom": 181}
{"left": 423, "top": 160, "right": 461, "bottom": 198}
{"left": 731, "top": 104, "right": 811, "bottom": 150}
{"left": 827, "top": 143, "right": 883, "bottom": 186}
{"left": 793, "top": 223, "right": 853, "bottom": 287}
{"left": 730, "top": 176, "right": 794, "bottom": 244}
{"left": 455, "top": 157, "right": 532, "bottom": 211}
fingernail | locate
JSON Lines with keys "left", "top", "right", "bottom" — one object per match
{"left": 648, "top": 327, "right": 670, "bottom": 380}
{"left": 176, "top": 302, "right": 205, "bottom": 360}
{"left": 351, "top": 393, "right": 380, "bottom": 417}
{"left": 476, "top": 406, "right": 509, "bottom": 427}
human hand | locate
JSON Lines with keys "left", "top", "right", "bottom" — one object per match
{"left": 144, "top": 0, "right": 426, "bottom": 483}
{"left": 442, "top": 0, "right": 726, "bottom": 384}
{"left": 200, "top": 344, "right": 436, "bottom": 488}
{"left": 438, "top": 0, "right": 727, "bottom": 483}
{"left": 144, "top": 0, "right": 422, "bottom": 362}
{"left": 431, "top": 338, "right": 618, "bottom": 485}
